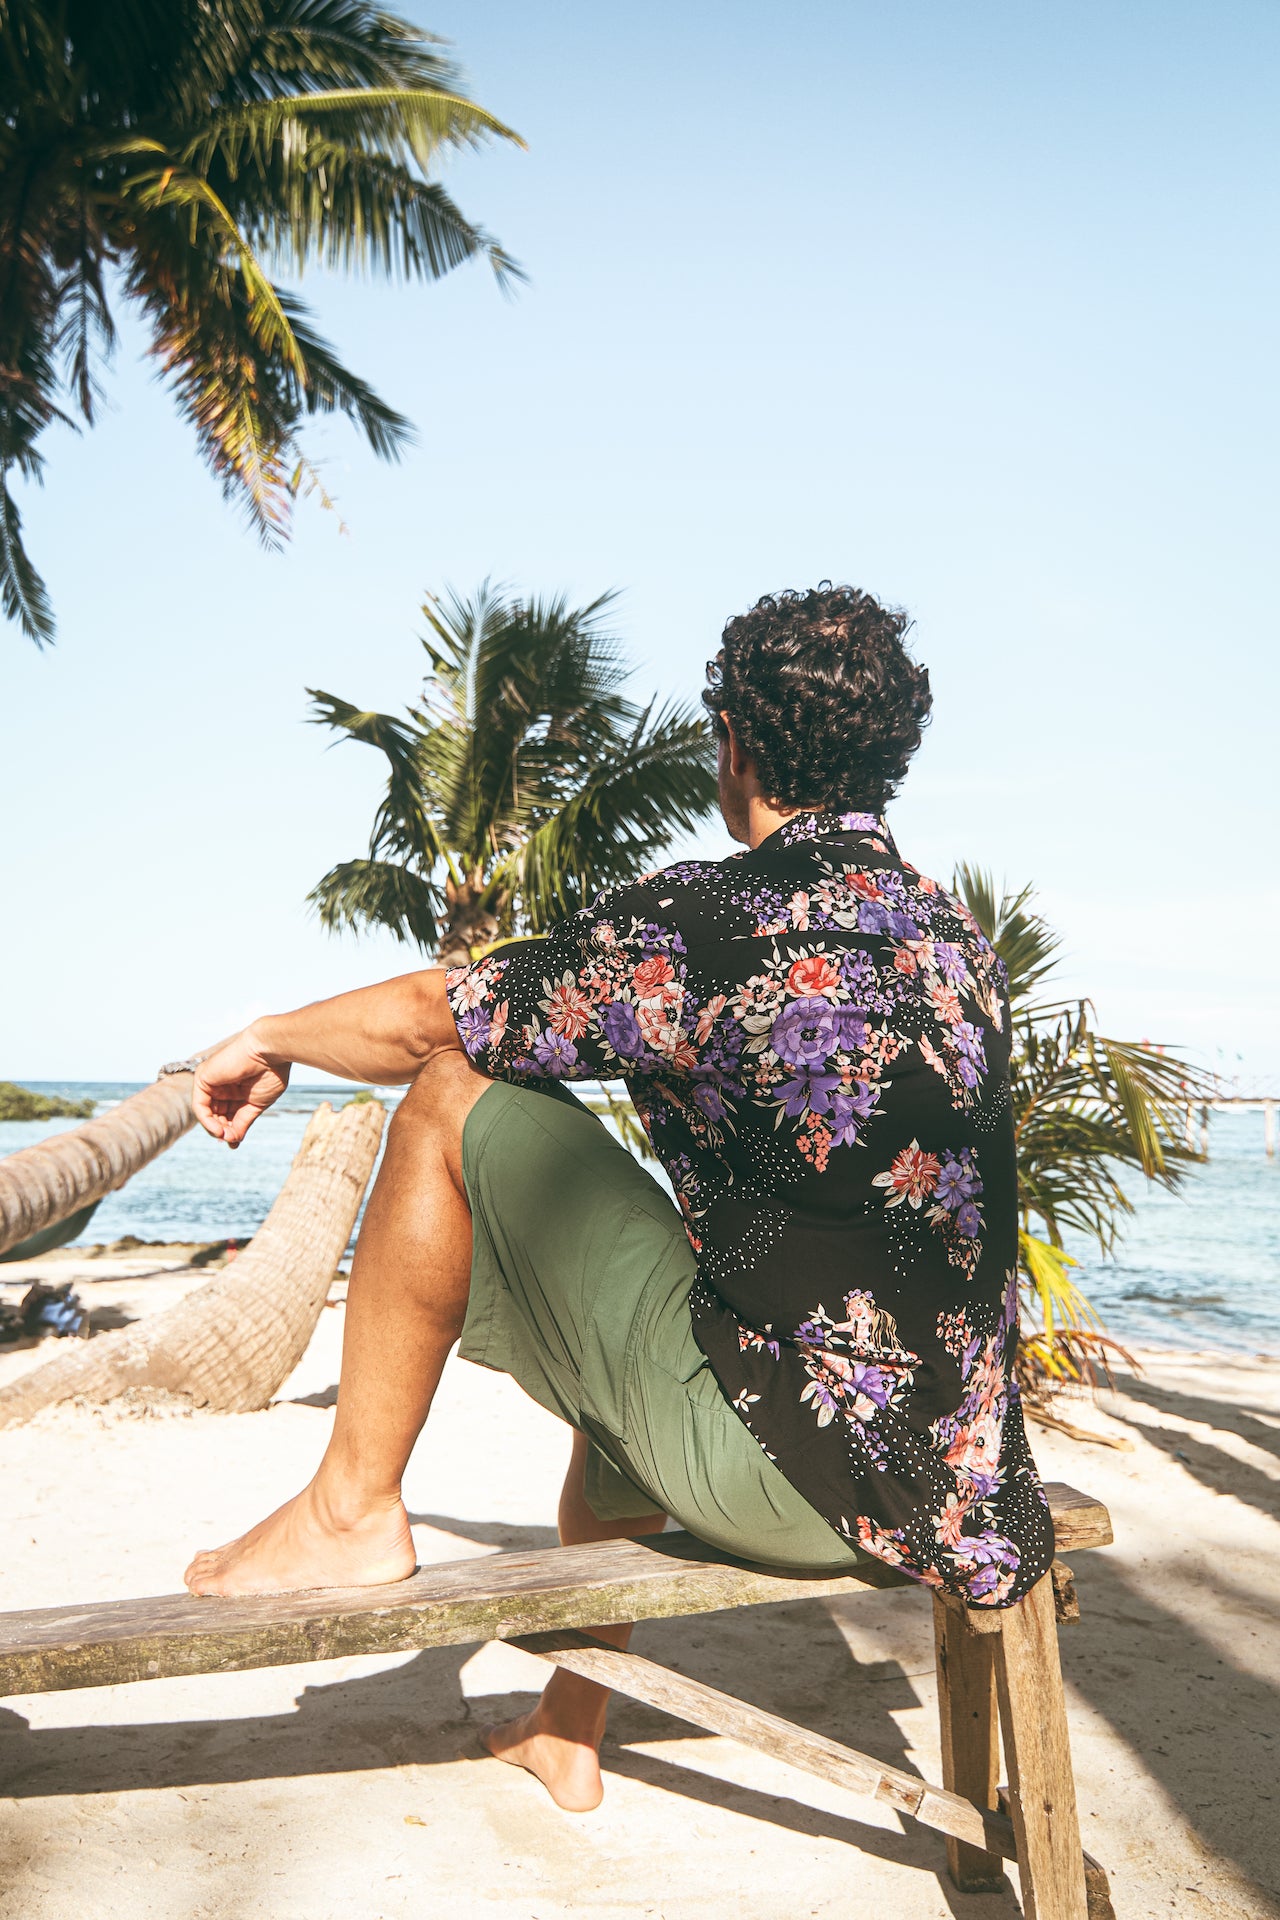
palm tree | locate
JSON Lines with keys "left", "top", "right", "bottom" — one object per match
{"left": 0, "top": 0, "right": 522, "bottom": 646}
{"left": 955, "top": 866, "right": 1213, "bottom": 1395}
{"left": 308, "top": 583, "right": 720, "bottom": 967}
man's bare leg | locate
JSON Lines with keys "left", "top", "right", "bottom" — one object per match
{"left": 483, "top": 1430, "right": 666, "bottom": 1811}
{"left": 185, "top": 1054, "right": 490, "bottom": 1596}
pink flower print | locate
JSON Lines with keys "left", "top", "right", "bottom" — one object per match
{"left": 786, "top": 953, "right": 841, "bottom": 998}
{"left": 930, "top": 980, "right": 963, "bottom": 1026}
{"left": 849, "top": 872, "right": 883, "bottom": 901}
{"left": 545, "top": 972, "right": 593, "bottom": 1040}
{"left": 934, "top": 1491, "right": 973, "bottom": 1550}
{"left": 789, "top": 890, "right": 811, "bottom": 930}
{"left": 632, "top": 954, "right": 674, "bottom": 995}
{"left": 488, "top": 1000, "right": 509, "bottom": 1050}
{"left": 449, "top": 965, "right": 495, "bottom": 1013}
{"left": 944, "top": 1407, "right": 1002, "bottom": 1485}
{"left": 894, "top": 949, "right": 918, "bottom": 975}
{"left": 695, "top": 993, "right": 727, "bottom": 1045}
{"left": 872, "top": 1140, "right": 943, "bottom": 1208}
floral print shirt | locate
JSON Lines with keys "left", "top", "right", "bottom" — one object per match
{"left": 446, "top": 812, "right": 1053, "bottom": 1608}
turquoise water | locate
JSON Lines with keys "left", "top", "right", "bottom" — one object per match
{"left": 4, "top": 1088, "right": 1278, "bottom": 1354}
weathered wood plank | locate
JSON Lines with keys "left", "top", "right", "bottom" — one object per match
{"left": 0, "top": 1533, "right": 905, "bottom": 1698}
{"left": 0, "top": 1483, "right": 1110, "bottom": 1700}
{"left": 515, "top": 1628, "right": 1021, "bottom": 1863}
{"left": 1044, "top": 1486, "right": 1113, "bottom": 1553}
{"left": 994, "top": 1573, "right": 1089, "bottom": 1920}
{"left": 933, "top": 1593, "right": 1005, "bottom": 1890}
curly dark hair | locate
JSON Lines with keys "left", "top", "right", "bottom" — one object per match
{"left": 703, "top": 582, "right": 932, "bottom": 814}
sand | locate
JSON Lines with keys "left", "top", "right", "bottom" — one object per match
{"left": 1, "top": 1259, "right": 1277, "bottom": 1920}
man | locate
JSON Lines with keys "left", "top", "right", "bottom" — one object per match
{"left": 186, "top": 582, "right": 1053, "bottom": 1812}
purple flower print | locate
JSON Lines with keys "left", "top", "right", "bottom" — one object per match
{"left": 933, "top": 941, "right": 967, "bottom": 985}
{"left": 935, "top": 1157, "right": 975, "bottom": 1210}
{"left": 532, "top": 1029, "right": 578, "bottom": 1077}
{"left": 456, "top": 1008, "right": 490, "bottom": 1056}
{"left": 771, "top": 997, "right": 838, "bottom": 1066}
{"left": 888, "top": 909, "right": 923, "bottom": 940}
{"left": 847, "top": 1361, "right": 891, "bottom": 1407}
{"left": 776, "top": 1069, "right": 841, "bottom": 1118}
{"left": 825, "top": 1080, "right": 880, "bottom": 1146}
{"left": 832, "top": 1007, "right": 869, "bottom": 1052}
{"left": 840, "top": 949, "right": 876, "bottom": 995}
{"left": 691, "top": 1078, "right": 727, "bottom": 1121}
{"left": 600, "top": 1000, "right": 644, "bottom": 1057}
{"left": 856, "top": 900, "right": 890, "bottom": 934}
{"left": 955, "top": 1201, "right": 982, "bottom": 1238}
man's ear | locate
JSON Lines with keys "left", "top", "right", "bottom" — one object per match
{"left": 720, "top": 712, "right": 750, "bottom": 780}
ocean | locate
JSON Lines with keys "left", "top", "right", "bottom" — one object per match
{"left": 4, "top": 1085, "right": 1278, "bottom": 1356}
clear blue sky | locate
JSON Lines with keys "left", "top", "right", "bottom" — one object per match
{"left": 2, "top": 0, "right": 1276, "bottom": 1083}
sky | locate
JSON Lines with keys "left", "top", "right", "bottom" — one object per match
{"left": 2, "top": 0, "right": 1277, "bottom": 1084}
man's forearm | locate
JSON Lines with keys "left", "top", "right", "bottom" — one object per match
{"left": 248, "top": 969, "right": 461, "bottom": 1085}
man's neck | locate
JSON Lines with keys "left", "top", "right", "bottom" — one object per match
{"left": 745, "top": 795, "right": 822, "bottom": 850}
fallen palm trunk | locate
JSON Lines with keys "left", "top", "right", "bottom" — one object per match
{"left": 0, "top": 1100, "right": 384, "bottom": 1428}
{"left": 0, "top": 1073, "right": 199, "bottom": 1258}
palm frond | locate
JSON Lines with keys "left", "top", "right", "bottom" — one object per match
{"left": 500, "top": 701, "right": 717, "bottom": 928}
{"left": 0, "top": 468, "right": 54, "bottom": 644}
{"left": 953, "top": 864, "right": 1061, "bottom": 1009}
{"left": 308, "top": 856, "right": 442, "bottom": 948}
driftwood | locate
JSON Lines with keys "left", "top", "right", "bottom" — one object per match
{"left": 0, "top": 1073, "right": 199, "bottom": 1258}
{"left": 0, "top": 1099, "right": 384, "bottom": 1428}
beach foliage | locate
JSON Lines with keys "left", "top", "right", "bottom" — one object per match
{"left": 0, "top": 1082, "right": 95, "bottom": 1122}
{"left": 308, "top": 582, "right": 719, "bottom": 966}
{"left": 954, "top": 866, "right": 1212, "bottom": 1395}
{"left": 0, "top": 0, "right": 522, "bottom": 645}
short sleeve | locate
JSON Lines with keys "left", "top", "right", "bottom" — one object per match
{"left": 444, "top": 881, "right": 694, "bottom": 1085}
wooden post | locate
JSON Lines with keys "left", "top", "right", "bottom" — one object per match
{"left": 1198, "top": 1105, "right": 1210, "bottom": 1155}
{"left": 1184, "top": 1102, "right": 1195, "bottom": 1150}
{"left": 1266, "top": 1100, "right": 1276, "bottom": 1158}
{"left": 933, "top": 1595, "right": 1004, "bottom": 1891}
{"left": 992, "top": 1573, "right": 1089, "bottom": 1920}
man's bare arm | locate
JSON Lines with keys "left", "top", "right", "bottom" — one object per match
{"left": 193, "top": 970, "right": 461, "bottom": 1147}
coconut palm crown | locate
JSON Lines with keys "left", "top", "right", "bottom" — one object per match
{"left": 0, "top": 0, "right": 522, "bottom": 645}
{"left": 955, "top": 865, "right": 1213, "bottom": 1392}
{"left": 308, "top": 584, "right": 720, "bottom": 968}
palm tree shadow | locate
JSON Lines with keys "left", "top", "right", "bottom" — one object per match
{"left": 1104, "top": 1373, "right": 1280, "bottom": 1464}
{"left": 1064, "top": 1550, "right": 1279, "bottom": 1904}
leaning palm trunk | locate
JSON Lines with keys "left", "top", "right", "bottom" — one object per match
{"left": 0, "top": 1100, "right": 384, "bottom": 1429}
{"left": 0, "top": 1074, "right": 199, "bottom": 1258}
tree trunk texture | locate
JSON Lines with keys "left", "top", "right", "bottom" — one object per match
{"left": 0, "top": 1100, "right": 385, "bottom": 1429}
{"left": 0, "top": 1073, "right": 198, "bottom": 1259}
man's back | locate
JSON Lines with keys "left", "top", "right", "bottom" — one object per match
{"left": 448, "top": 806, "right": 1055, "bottom": 1606}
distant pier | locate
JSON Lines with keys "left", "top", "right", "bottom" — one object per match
{"left": 1184, "top": 1079, "right": 1278, "bottom": 1156}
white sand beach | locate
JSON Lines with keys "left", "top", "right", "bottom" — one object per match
{"left": 1, "top": 1253, "right": 1277, "bottom": 1920}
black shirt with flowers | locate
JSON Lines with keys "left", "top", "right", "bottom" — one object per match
{"left": 446, "top": 811, "right": 1053, "bottom": 1607}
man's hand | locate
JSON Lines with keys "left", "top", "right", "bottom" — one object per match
{"left": 193, "top": 1028, "right": 291, "bottom": 1148}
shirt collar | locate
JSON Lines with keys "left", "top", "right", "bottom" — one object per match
{"left": 760, "top": 809, "right": 898, "bottom": 858}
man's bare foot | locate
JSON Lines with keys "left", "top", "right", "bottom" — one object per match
{"left": 184, "top": 1482, "right": 416, "bottom": 1596}
{"left": 482, "top": 1708, "right": 605, "bottom": 1812}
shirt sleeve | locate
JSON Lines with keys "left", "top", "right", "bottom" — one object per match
{"left": 444, "top": 880, "right": 694, "bottom": 1085}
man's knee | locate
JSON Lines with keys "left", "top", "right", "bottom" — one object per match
{"left": 385, "top": 1048, "right": 488, "bottom": 1161}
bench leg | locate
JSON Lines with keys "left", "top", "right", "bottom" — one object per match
{"left": 993, "top": 1572, "right": 1089, "bottom": 1920}
{"left": 933, "top": 1593, "right": 1005, "bottom": 1892}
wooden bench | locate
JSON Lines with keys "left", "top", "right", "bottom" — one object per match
{"left": 0, "top": 1480, "right": 1113, "bottom": 1920}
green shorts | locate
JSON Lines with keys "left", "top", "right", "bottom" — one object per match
{"left": 459, "top": 1079, "right": 866, "bottom": 1575}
